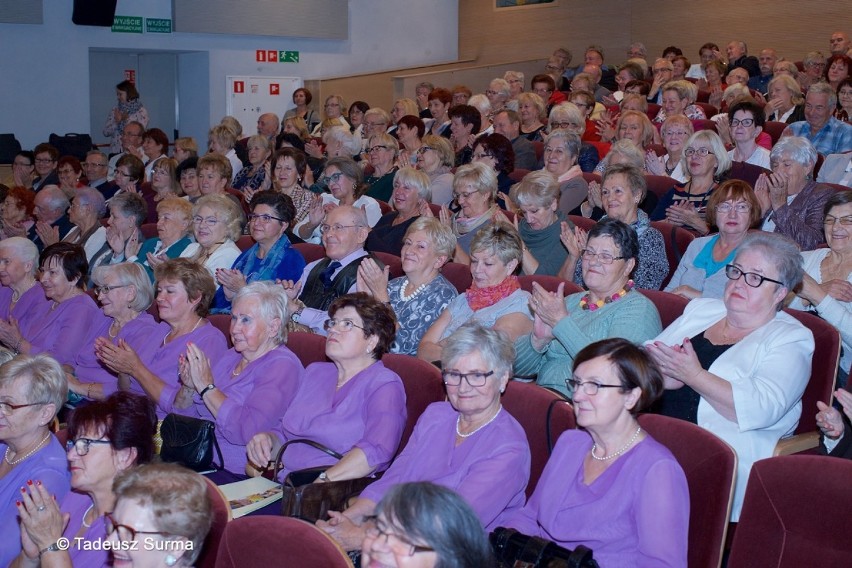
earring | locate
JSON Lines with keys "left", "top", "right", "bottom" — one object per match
{"left": 165, "top": 555, "right": 178, "bottom": 567}
{"left": 500, "top": 387, "right": 505, "bottom": 394}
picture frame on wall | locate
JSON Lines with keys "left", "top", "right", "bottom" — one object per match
{"left": 494, "top": 0, "right": 558, "bottom": 11}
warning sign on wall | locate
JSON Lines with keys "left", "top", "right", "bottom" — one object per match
{"left": 234, "top": 81, "right": 245, "bottom": 94}
{"left": 270, "top": 84, "right": 280, "bottom": 95}
{"left": 124, "top": 70, "right": 136, "bottom": 84}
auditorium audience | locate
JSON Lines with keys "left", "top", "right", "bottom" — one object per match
{"left": 542, "top": 130, "right": 590, "bottom": 215}
{"left": 232, "top": 134, "right": 272, "bottom": 197}
{"left": 417, "top": 135, "right": 455, "bottom": 206}
{"left": 28, "top": 186, "right": 74, "bottom": 252}
{"left": 0, "top": 187, "right": 36, "bottom": 239}
{"left": 784, "top": 82, "right": 852, "bottom": 155}
{"left": 127, "top": 197, "right": 199, "bottom": 282}
{"left": 364, "top": 133, "right": 400, "bottom": 202}
{"left": 471, "top": 133, "right": 516, "bottom": 199}
{"left": 103, "top": 80, "right": 149, "bottom": 154}
{"left": 547, "top": 102, "right": 601, "bottom": 172}
{"left": 88, "top": 192, "right": 148, "bottom": 277}
{"left": 190, "top": 193, "right": 242, "bottom": 281}
{"left": 645, "top": 114, "right": 694, "bottom": 183}
{"left": 141, "top": 128, "right": 169, "bottom": 182}
{"left": 365, "top": 167, "right": 431, "bottom": 256}
{"left": 32, "top": 144, "right": 60, "bottom": 192}
{"left": 648, "top": 232, "right": 812, "bottom": 520}
{"left": 509, "top": 170, "right": 571, "bottom": 276}
{"left": 0, "top": 238, "right": 50, "bottom": 341}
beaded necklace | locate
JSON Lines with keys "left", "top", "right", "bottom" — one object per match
{"left": 399, "top": 278, "right": 429, "bottom": 302}
{"left": 591, "top": 426, "right": 642, "bottom": 461}
{"left": 4, "top": 431, "right": 51, "bottom": 466}
{"left": 579, "top": 280, "right": 635, "bottom": 311}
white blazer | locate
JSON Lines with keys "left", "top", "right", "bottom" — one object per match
{"left": 650, "top": 297, "right": 814, "bottom": 520}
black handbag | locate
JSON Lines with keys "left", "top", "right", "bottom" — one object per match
{"left": 159, "top": 414, "right": 224, "bottom": 472}
{"left": 272, "top": 439, "right": 373, "bottom": 523}
{"left": 490, "top": 527, "right": 600, "bottom": 568}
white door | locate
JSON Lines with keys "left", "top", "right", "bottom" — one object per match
{"left": 226, "top": 76, "right": 303, "bottom": 137}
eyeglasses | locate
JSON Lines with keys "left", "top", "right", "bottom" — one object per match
{"left": 366, "top": 145, "right": 389, "bottom": 153}
{"left": 247, "top": 213, "right": 284, "bottom": 224}
{"left": 441, "top": 370, "right": 494, "bottom": 387}
{"left": 653, "top": 68, "right": 672, "bottom": 74}
{"left": 725, "top": 264, "right": 783, "bottom": 288}
{"left": 566, "top": 378, "right": 624, "bottom": 396}
{"left": 320, "top": 172, "right": 345, "bottom": 185}
{"left": 485, "top": 90, "right": 500, "bottom": 96}
{"left": 364, "top": 122, "right": 387, "bottom": 128}
{"left": 452, "top": 189, "right": 479, "bottom": 201}
{"left": 715, "top": 203, "right": 751, "bottom": 214}
{"left": 325, "top": 103, "right": 341, "bottom": 108}
{"left": 323, "top": 318, "right": 366, "bottom": 332}
{"left": 105, "top": 512, "right": 173, "bottom": 543}
{"left": 94, "top": 284, "right": 130, "bottom": 295}
{"left": 363, "top": 516, "right": 434, "bottom": 556}
{"left": 472, "top": 152, "right": 494, "bottom": 160}
{"left": 84, "top": 162, "right": 108, "bottom": 168}
{"left": 730, "top": 118, "right": 755, "bottom": 127}
{"left": 319, "top": 223, "right": 362, "bottom": 234}
{"left": 571, "top": 101, "right": 591, "bottom": 109}
{"left": 66, "top": 437, "right": 111, "bottom": 456}
{"left": 192, "top": 216, "right": 221, "bottom": 227}
{"left": 663, "top": 130, "right": 689, "bottom": 138}
{"left": 550, "top": 121, "right": 579, "bottom": 130}
{"left": 35, "top": 158, "right": 56, "bottom": 164}
{"left": 114, "top": 170, "right": 131, "bottom": 178}
{"left": 684, "top": 147, "right": 712, "bottom": 157}
{"left": 417, "top": 146, "right": 435, "bottom": 154}
{"left": 823, "top": 215, "right": 852, "bottom": 226}
{"left": 0, "top": 400, "right": 47, "bottom": 416}
{"left": 581, "top": 249, "right": 625, "bottom": 264}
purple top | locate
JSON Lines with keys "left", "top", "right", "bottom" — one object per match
{"left": 361, "top": 402, "right": 531, "bottom": 531}
{"left": 273, "top": 361, "right": 406, "bottom": 478}
{"left": 61, "top": 491, "right": 109, "bottom": 568}
{"left": 190, "top": 346, "right": 304, "bottom": 473}
{"left": 0, "top": 284, "right": 51, "bottom": 338}
{"left": 0, "top": 436, "right": 71, "bottom": 567}
{"left": 28, "top": 294, "right": 107, "bottom": 366}
{"left": 124, "top": 321, "right": 228, "bottom": 417}
{"left": 506, "top": 430, "right": 689, "bottom": 568}
{"left": 73, "top": 313, "right": 160, "bottom": 394}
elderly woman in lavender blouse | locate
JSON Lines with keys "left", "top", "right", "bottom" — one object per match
{"left": 180, "top": 282, "right": 305, "bottom": 477}
{"left": 0, "top": 243, "right": 104, "bottom": 367}
{"left": 319, "top": 322, "right": 531, "bottom": 552}
{"left": 0, "top": 238, "right": 51, "bottom": 342}
{"left": 247, "top": 293, "right": 405, "bottom": 483}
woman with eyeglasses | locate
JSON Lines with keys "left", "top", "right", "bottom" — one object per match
{"left": 547, "top": 103, "right": 601, "bottom": 172}
{"left": 364, "top": 133, "right": 400, "bottom": 203}
{"left": 13, "top": 392, "right": 156, "bottom": 568}
{"left": 311, "top": 94, "right": 349, "bottom": 137}
{"left": 212, "top": 190, "right": 305, "bottom": 314}
{"left": 294, "top": 157, "right": 382, "bottom": 244}
{"left": 790, "top": 191, "right": 852, "bottom": 378}
{"left": 359, "top": 482, "right": 495, "bottom": 568}
{"left": 105, "top": 463, "right": 212, "bottom": 568}
{"left": 56, "top": 156, "right": 85, "bottom": 196}
{"left": 271, "top": 148, "right": 314, "bottom": 225}
{"left": 416, "top": 135, "right": 455, "bottom": 206}
{"left": 123, "top": 197, "right": 199, "bottom": 282}
{"left": 247, "top": 293, "right": 405, "bottom": 482}
{"left": 516, "top": 219, "right": 661, "bottom": 396}
{"left": 645, "top": 115, "right": 694, "bottom": 183}
{"left": 666, "top": 180, "right": 762, "bottom": 300}
{"left": 471, "top": 133, "right": 516, "bottom": 205}
{"left": 319, "top": 323, "right": 530, "bottom": 554}
{"left": 0, "top": 355, "right": 70, "bottom": 567}
{"left": 651, "top": 130, "right": 732, "bottom": 236}
{"left": 189, "top": 194, "right": 241, "bottom": 279}
{"left": 113, "top": 154, "right": 145, "bottom": 197}
{"left": 542, "top": 130, "right": 590, "bottom": 216}
{"left": 66, "top": 263, "right": 158, "bottom": 403}
{"left": 755, "top": 136, "right": 835, "bottom": 251}
{"left": 506, "top": 338, "right": 689, "bottom": 567}
{"left": 103, "top": 80, "right": 149, "bottom": 154}
{"left": 647, "top": 232, "right": 812, "bottom": 521}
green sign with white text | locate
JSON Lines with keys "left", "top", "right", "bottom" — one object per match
{"left": 112, "top": 16, "right": 143, "bottom": 34}
{"left": 146, "top": 18, "right": 172, "bottom": 33}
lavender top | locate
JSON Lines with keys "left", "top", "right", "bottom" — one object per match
{"left": 190, "top": 346, "right": 304, "bottom": 473}
{"left": 28, "top": 294, "right": 107, "bottom": 366}
{"left": 0, "top": 436, "right": 71, "bottom": 567}
{"left": 124, "top": 321, "right": 228, "bottom": 417}
{"left": 73, "top": 313, "right": 160, "bottom": 394}
{"left": 506, "top": 430, "right": 689, "bottom": 568}
{"left": 0, "top": 284, "right": 51, "bottom": 338}
{"left": 61, "top": 491, "right": 109, "bottom": 568}
{"left": 360, "top": 402, "right": 530, "bottom": 531}
{"left": 272, "top": 361, "right": 406, "bottom": 478}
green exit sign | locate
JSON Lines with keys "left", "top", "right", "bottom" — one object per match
{"left": 112, "top": 16, "right": 143, "bottom": 34}
{"left": 146, "top": 18, "right": 172, "bottom": 33}
{"left": 279, "top": 51, "right": 299, "bottom": 63}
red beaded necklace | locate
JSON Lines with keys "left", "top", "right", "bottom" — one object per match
{"left": 579, "top": 280, "right": 635, "bottom": 311}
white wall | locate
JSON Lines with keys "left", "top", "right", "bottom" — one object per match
{"left": 0, "top": 0, "right": 458, "bottom": 149}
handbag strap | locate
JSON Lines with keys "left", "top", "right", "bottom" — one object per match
{"left": 545, "top": 396, "right": 572, "bottom": 454}
{"left": 212, "top": 433, "right": 224, "bottom": 471}
{"left": 272, "top": 438, "right": 344, "bottom": 481}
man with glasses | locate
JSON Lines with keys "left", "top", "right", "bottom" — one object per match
{"left": 647, "top": 58, "right": 674, "bottom": 104}
{"left": 492, "top": 110, "right": 537, "bottom": 170}
{"left": 27, "top": 185, "right": 75, "bottom": 251}
{"left": 82, "top": 150, "right": 117, "bottom": 199}
{"left": 31, "top": 143, "right": 60, "bottom": 192}
{"left": 107, "top": 121, "right": 146, "bottom": 181}
{"left": 11, "top": 151, "right": 35, "bottom": 188}
{"left": 287, "top": 205, "right": 379, "bottom": 334}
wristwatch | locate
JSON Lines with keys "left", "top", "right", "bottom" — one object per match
{"left": 199, "top": 384, "right": 217, "bottom": 397}
{"left": 291, "top": 304, "right": 305, "bottom": 323}
{"left": 318, "top": 472, "right": 329, "bottom": 482}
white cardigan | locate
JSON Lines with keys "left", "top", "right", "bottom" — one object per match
{"left": 650, "top": 297, "right": 814, "bottom": 520}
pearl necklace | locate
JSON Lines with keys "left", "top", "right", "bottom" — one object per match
{"left": 82, "top": 503, "right": 95, "bottom": 528}
{"left": 399, "top": 278, "right": 429, "bottom": 302}
{"left": 4, "top": 431, "right": 51, "bottom": 466}
{"left": 456, "top": 406, "right": 502, "bottom": 438}
{"left": 9, "top": 280, "right": 35, "bottom": 310}
{"left": 590, "top": 426, "right": 642, "bottom": 461}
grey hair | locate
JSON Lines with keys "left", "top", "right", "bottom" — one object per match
{"left": 470, "top": 221, "right": 523, "bottom": 267}
{"left": 681, "top": 130, "right": 732, "bottom": 178}
{"left": 74, "top": 186, "right": 106, "bottom": 218}
{"left": 323, "top": 125, "right": 361, "bottom": 157}
{"left": 770, "top": 136, "right": 817, "bottom": 172}
{"left": 509, "top": 170, "right": 560, "bottom": 208}
{"left": 0, "top": 237, "right": 39, "bottom": 276}
{"left": 368, "top": 133, "right": 399, "bottom": 157}
{"left": 734, "top": 232, "right": 803, "bottom": 308}
{"left": 489, "top": 78, "right": 511, "bottom": 99}
{"left": 548, "top": 103, "right": 585, "bottom": 135}
{"left": 453, "top": 162, "right": 498, "bottom": 201}
{"left": 544, "top": 129, "right": 582, "bottom": 160}
{"left": 92, "top": 262, "right": 155, "bottom": 312}
{"left": 404, "top": 217, "right": 457, "bottom": 260}
{"left": 232, "top": 281, "right": 289, "bottom": 344}
{"left": 193, "top": 194, "right": 243, "bottom": 241}
{"left": 441, "top": 321, "right": 515, "bottom": 379}
{"left": 602, "top": 163, "right": 647, "bottom": 200}
{"left": 364, "top": 107, "right": 391, "bottom": 125}
{"left": 0, "top": 354, "right": 67, "bottom": 418}
{"left": 467, "top": 94, "right": 491, "bottom": 115}
{"left": 394, "top": 167, "right": 432, "bottom": 202}
{"left": 629, "top": 42, "right": 647, "bottom": 57}
{"left": 807, "top": 81, "right": 838, "bottom": 109}
{"left": 109, "top": 192, "right": 148, "bottom": 227}
{"left": 503, "top": 70, "right": 524, "bottom": 84}
{"left": 39, "top": 186, "right": 70, "bottom": 214}
{"left": 603, "top": 139, "right": 645, "bottom": 170}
